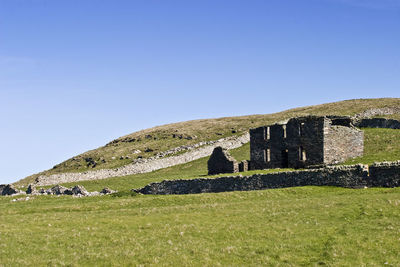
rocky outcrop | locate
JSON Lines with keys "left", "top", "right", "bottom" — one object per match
{"left": 35, "top": 133, "right": 250, "bottom": 186}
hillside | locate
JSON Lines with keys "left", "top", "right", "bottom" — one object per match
{"left": 18, "top": 98, "right": 400, "bottom": 185}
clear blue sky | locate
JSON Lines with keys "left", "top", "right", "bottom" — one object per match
{"left": 1, "top": 0, "right": 399, "bottom": 184}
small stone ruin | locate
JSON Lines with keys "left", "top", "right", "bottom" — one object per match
{"left": 207, "top": 147, "right": 239, "bottom": 175}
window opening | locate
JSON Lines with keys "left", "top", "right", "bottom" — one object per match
{"left": 283, "top": 125, "right": 287, "bottom": 139}
{"left": 299, "top": 146, "right": 306, "bottom": 161}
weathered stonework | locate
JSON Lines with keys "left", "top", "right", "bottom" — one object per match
{"left": 133, "top": 161, "right": 400, "bottom": 195}
{"left": 355, "top": 118, "right": 400, "bottom": 129}
{"left": 238, "top": 160, "right": 249, "bottom": 172}
{"left": 134, "top": 164, "right": 369, "bottom": 195}
{"left": 207, "top": 147, "right": 239, "bottom": 175}
{"left": 250, "top": 116, "right": 363, "bottom": 170}
{"left": 367, "top": 161, "right": 400, "bottom": 187}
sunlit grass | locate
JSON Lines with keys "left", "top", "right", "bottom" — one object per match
{"left": 1, "top": 186, "right": 400, "bottom": 265}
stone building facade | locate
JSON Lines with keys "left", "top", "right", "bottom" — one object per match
{"left": 250, "top": 116, "right": 364, "bottom": 170}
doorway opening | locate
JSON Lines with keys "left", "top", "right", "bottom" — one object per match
{"left": 281, "top": 149, "right": 289, "bottom": 168}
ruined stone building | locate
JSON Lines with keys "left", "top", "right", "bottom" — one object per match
{"left": 250, "top": 116, "right": 364, "bottom": 170}
{"left": 208, "top": 147, "right": 248, "bottom": 175}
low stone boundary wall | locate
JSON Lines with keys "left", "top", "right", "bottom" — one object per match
{"left": 134, "top": 161, "right": 400, "bottom": 195}
{"left": 355, "top": 118, "right": 400, "bottom": 129}
{"left": 368, "top": 161, "right": 400, "bottom": 187}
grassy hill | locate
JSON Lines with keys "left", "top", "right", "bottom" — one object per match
{"left": 18, "top": 98, "right": 400, "bottom": 185}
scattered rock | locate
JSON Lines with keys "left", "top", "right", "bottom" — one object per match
{"left": 145, "top": 148, "right": 154, "bottom": 153}
{"left": 85, "top": 157, "right": 97, "bottom": 168}
{"left": 50, "top": 185, "right": 69, "bottom": 195}
{"left": 71, "top": 185, "right": 89, "bottom": 196}
{"left": 145, "top": 135, "right": 152, "bottom": 139}
{"left": 132, "top": 149, "right": 141, "bottom": 154}
{"left": 0, "top": 184, "right": 21, "bottom": 196}
{"left": 100, "top": 187, "right": 115, "bottom": 194}
{"left": 26, "top": 184, "right": 37, "bottom": 194}
{"left": 12, "top": 196, "right": 32, "bottom": 202}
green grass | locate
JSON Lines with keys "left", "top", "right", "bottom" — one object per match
{"left": 344, "top": 128, "right": 400, "bottom": 165}
{"left": 1, "top": 186, "right": 400, "bottom": 266}
{"left": 19, "top": 98, "right": 400, "bottom": 185}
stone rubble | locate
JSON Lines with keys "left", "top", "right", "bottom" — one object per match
{"left": 0, "top": 184, "right": 117, "bottom": 197}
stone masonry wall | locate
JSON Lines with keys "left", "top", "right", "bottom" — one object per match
{"left": 134, "top": 161, "right": 400, "bottom": 195}
{"left": 135, "top": 164, "right": 369, "bottom": 195}
{"left": 207, "top": 147, "right": 239, "bottom": 175}
{"left": 368, "top": 161, "right": 400, "bottom": 187}
{"left": 323, "top": 124, "right": 364, "bottom": 165}
{"left": 35, "top": 133, "right": 250, "bottom": 186}
{"left": 355, "top": 118, "right": 400, "bottom": 129}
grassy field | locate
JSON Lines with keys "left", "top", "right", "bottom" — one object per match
{"left": 20, "top": 98, "right": 400, "bottom": 184}
{"left": 1, "top": 186, "right": 400, "bottom": 266}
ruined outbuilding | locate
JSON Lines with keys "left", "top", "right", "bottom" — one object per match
{"left": 250, "top": 116, "right": 364, "bottom": 170}
{"left": 208, "top": 147, "right": 239, "bottom": 175}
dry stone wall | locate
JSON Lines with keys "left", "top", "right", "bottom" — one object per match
{"left": 134, "top": 161, "right": 400, "bottom": 195}
{"left": 35, "top": 133, "right": 250, "bottom": 186}
{"left": 367, "top": 161, "right": 400, "bottom": 187}
{"left": 355, "top": 118, "right": 400, "bottom": 129}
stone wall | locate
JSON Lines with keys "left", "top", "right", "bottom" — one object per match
{"left": 134, "top": 164, "right": 369, "bottom": 195}
{"left": 250, "top": 126, "right": 268, "bottom": 170}
{"left": 35, "top": 133, "right": 250, "bottom": 186}
{"left": 134, "top": 161, "right": 400, "bottom": 195}
{"left": 355, "top": 118, "right": 400, "bottom": 129}
{"left": 367, "top": 161, "right": 400, "bottom": 187}
{"left": 207, "top": 147, "right": 239, "bottom": 175}
{"left": 323, "top": 124, "right": 364, "bottom": 164}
